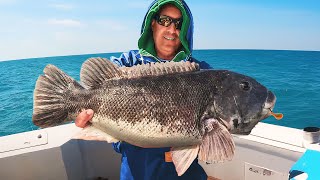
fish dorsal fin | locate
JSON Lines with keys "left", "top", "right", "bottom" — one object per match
{"left": 80, "top": 57, "right": 123, "bottom": 89}
{"left": 81, "top": 58, "right": 200, "bottom": 89}
{"left": 171, "top": 145, "right": 200, "bottom": 176}
{"left": 198, "top": 118, "right": 235, "bottom": 163}
{"left": 120, "top": 61, "right": 200, "bottom": 79}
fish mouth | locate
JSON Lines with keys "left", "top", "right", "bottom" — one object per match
{"left": 264, "top": 91, "right": 276, "bottom": 109}
{"left": 262, "top": 90, "right": 277, "bottom": 118}
{"left": 263, "top": 91, "right": 283, "bottom": 120}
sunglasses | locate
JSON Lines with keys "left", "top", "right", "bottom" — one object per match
{"left": 154, "top": 14, "right": 183, "bottom": 30}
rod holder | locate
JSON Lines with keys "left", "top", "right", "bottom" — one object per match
{"left": 302, "top": 127, "right": 320, "bottom": 148}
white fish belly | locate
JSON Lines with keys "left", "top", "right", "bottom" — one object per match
{"left": 92, "top": 114, "right": 202, "bottom": 148}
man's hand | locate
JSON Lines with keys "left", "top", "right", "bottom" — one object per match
{"left": 75, "top": 109, "right": 94, "bottom": 128}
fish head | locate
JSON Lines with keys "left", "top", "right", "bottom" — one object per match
{"left": 212, "top": 70, "right": 276, "bottom": 135}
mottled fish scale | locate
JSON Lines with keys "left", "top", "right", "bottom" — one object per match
{"left": 79, "top": 72, "right": 213, "bottom": 147}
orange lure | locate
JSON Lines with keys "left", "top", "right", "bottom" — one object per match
{"left": 270, "top": 110, "right": 283, "bottom": 120}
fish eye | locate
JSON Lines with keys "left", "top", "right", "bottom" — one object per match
{"left": 239, "top": 81, "right": 251, "bottom": 91}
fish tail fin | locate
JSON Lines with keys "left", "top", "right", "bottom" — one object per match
{"left": 33, "top": 64, "right": 84, "bottom": 128}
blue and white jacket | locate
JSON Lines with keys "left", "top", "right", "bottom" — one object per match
{"left": 110, "top": 50, "right": 211, "bottom": 69}
{"left": 109, "top": 0, "right": 210, "bottom": 179}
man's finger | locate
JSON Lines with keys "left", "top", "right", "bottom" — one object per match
{"left": 75, "top": 109, "right": 94, "bottom": 128}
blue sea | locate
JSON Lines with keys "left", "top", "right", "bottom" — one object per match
{"left": 0, "top": 49, "right": 320, "bottom": 137}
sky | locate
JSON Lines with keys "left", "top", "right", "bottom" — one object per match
{"left": 0, "top": 0, "right": 320, "bottom": 61}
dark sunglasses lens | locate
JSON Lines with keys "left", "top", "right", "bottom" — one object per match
{"left": 159, "top": 16, "right": 171, "bottom": 27}
{"left": 157, "top": 15, "right": 182, "bottom": 30}
{"left": 175, "top": 21, "right": 182, "bottom": 29}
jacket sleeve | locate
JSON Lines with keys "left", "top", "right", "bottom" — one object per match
{"left": 110, "top": 50, "right": 142, "bottom": 67}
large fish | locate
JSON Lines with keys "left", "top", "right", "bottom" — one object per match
{"left": 33, "top": 58, "right": 277, "bottom": 175}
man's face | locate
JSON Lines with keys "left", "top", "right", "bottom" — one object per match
{"left": 152, "top": 4, "right": 182, "bottom": 60}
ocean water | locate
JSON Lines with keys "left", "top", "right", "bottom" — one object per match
{"left": 0, "top": 49, "right": 319, "bottom": 137}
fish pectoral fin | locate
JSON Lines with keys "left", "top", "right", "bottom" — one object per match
{"left": 72, "top": 125, "right": 119, "bottom": 143}
{"left": 171, "top": 145, "right": 200, "bottom": 176}
{"left": 198, "top": 118, "right": 235, "bottom": 163}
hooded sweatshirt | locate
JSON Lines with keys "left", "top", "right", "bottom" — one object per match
{"left": 110, "top": 1, "right": 209, "bottom": 179}
{"left": 138, "top": 0, "right": 192, "bottom": 62}
{"left": 110, "top": 0, "right": 211, "bottom": 69}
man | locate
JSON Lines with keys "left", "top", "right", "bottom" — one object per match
{"left": 76, "top": 0, "right": 211, "bottom": 179}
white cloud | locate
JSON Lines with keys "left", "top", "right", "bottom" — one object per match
{"left": 0, "top": 21, "right": 139, "bottom": 61}
{"left": 95, "top": 20, "right": 127, "bottom": 31}
{"left": 0, "top": 0, "right": 16, "bottom": 5}
{"left": 49, "top": 3, "right": 74, "bottom": 11}
{"left": 127, "top": 1, "right": 152, "bottom": 9}
{"left": 48, "top": 19, "right": 83, "bottom": 27}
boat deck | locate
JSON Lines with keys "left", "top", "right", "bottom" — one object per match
{"left": 0, "top": 122, "right": 319, "bottom": 180}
